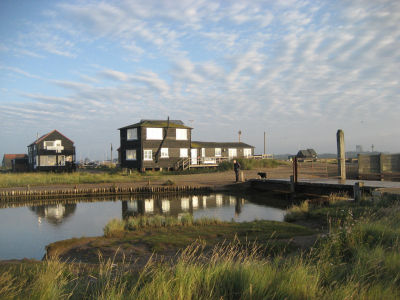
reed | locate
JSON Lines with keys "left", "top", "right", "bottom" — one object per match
{"left": 0, "top": 171, "right": 149, "bottom": 188}
{"left": 106, "top": 213, "right": 222, "bottom": 236}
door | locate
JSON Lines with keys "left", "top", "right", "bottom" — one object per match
{"left": 228, "top": 148, "right": 237, "bottom": 159}
{"left": 191, "top": 149, "right": 198, "bottom": 164}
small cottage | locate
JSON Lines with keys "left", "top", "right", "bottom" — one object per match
{"left": 296, "top": 149, "right": 317, "bottom": 160}
{"left": 2, "top": 154, "right": 28, "bottom": 170}
{"left": 27, "top": 130, "right": 76, "bottom": 172}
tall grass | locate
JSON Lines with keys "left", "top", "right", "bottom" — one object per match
{"left": 0, "top": 171, "right": 157, "bottom": 188}
{"left": 284, "top": 193, "right": 351, "bottom": 222}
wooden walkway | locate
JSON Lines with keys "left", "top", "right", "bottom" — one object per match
{"left": 250, "top": 178, "right": 400, "bottom": 196}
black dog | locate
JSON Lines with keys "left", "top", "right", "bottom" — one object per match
{"left": 258, "top": 172, "right": 267, "bottom": 179}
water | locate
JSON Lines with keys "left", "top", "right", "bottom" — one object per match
{"left": 0, "top": 193, "right": 285, "bottom": 260}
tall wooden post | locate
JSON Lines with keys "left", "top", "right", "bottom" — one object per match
{"left": 293, "top": 156, "right": 298, "bottom": 183}
{"left": 263, "top": 132, "right": 266, "bottom": 156}
{"left": 337, "top": 129, "right": 346, "bottom": 180}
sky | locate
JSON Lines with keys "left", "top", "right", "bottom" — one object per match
{"left": 0, "top": 0, "right": 399, "bottom": 160}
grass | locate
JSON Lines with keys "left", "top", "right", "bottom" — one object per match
{"left": 0, "top": 170, "right": 161, "bottom": 188}
{"left": 284, "top": 192, "right": 352, "bottom": 222}
{"left": 0, "top": 159, "right": 285, "bottom": 188}
{"left": 2, "top": 195, "right": 399, "bottom": 299}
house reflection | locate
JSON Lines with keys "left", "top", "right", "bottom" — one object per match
{"left": 121, "top": 194, "right": 245, "bottom": 219}
{"left": 29, "top": 203, "right": 77, "bottom": 225}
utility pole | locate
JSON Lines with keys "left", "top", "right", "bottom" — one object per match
{"left": 110, "top": 143, "right": 113, "bottom": 164}
{"left": 238, "top": 130, "right": 242, "bottom": 143}
{"left": 263, "top": 132, "right": 266, "bottom": 156}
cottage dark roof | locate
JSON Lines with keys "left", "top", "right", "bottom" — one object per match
{"left": 191, "top": 141, "right": 255, "bottom": 148}
{"left": 119, "top": 119, "right": 192, "bottom": 130}
{"left": 297, "top": 149, "right": 317, "bottom": 158}
{"left": 28, "top": 130, "right": 74, "bottom": 146}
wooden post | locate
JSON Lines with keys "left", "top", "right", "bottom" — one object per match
{"left": 379, "top": 153, "right": 384, "bottom": 181}
{"left": 337, "top": 129, "right": 346, "bottom": 180}
{"left": 290, "top": 175, "right": 295, "bottom": 193}
{"left": 293, "top": 157, "right": 298, "bottom": 183}
{"left": 354, "top": 182, "right": 364, "bottom": 202}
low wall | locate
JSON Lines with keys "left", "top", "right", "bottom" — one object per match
{"left": 358, "top": 153, "right": 400, "bottom": 181}
{"left": 249, "top": 179, "right": 374, "bottom": 196}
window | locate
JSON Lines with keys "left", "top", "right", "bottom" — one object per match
{"left": 180, "top": 148, "right": 188, "bottom": 158}
{"left": 44, "top": 141, "right": 54, "bottom": 148}
{"left": 126, "top": 149, "right": 136, "bottom": 160}
{"left": 161, "top": 148, "right": 169, "bottom": 158}
{"left": 176, "top": 129, "right": 187, "bottom": 140}
{"left": 144, "top": 150, "right": 152, "bottom": 161}
{"left": 228, "top": 148, "right": 237, "bottom": 158}
{"left": 146, "top": 128, "right": 163, "bottom": 140}
{"left": 44, "top": 140, "right": 63, "bottom": 152}
{"left": 215, "top": 148, "right": 222, "bottom": 157}
{"left": 201, "top": 148, "right": 205, "bottom": 157}
{"left": 244, "top": 148, "right": 252, "bottom": 157}
{"left": 40, "top": 155, "right": 57, "bottom": 166}
{"left": 127, "top": 128, "right": 137, "bottom": 140}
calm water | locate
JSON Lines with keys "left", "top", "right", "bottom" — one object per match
{"left": 0, "top": 193, "right": 285, "bottom": 260}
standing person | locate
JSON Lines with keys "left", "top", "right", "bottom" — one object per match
{"left": 233, "top": 159, "right": 241, "bottom": 182}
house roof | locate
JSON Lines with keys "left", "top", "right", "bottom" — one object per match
{"left": 191, "top": 141, "right": 255, "bottom": 148}
{"left": 297, "top": 149, "right": 317, "bottom": 157}
{"left": 119, "top": 119, "right": 192, "bottom": 130}
{"left": 28, "top": 129, "right": 74, "bottom": 146}
{"left": 3, "top": 154, "right": 28, "bottom": 161}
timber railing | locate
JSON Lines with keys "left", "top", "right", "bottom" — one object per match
{"left": 174, "top": 157, "right": 191, "bottom": 170}
{"left": 0, "top": 185, "right": 212, "bottom": 202}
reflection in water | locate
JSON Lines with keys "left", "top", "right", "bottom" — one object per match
{"left": 0, "top": 193, "right": 286, "bottom": 260}
{"left": 144, "top": 199, "right": 154, "bottom": 213}
{"left": 192, "top": 196, "right": 199, "bottom": 209}
{"left": 216, "top": 194, "right": 223, "bottom": 207}
{"left": 29, "top": 204, "right": 76, "bottom": 225}
{"left": 121, "top": 194, "right": 255, "bottom": 221}
{"left": 203, "top": 196, "right": 207, "bottom": 208}
{"left": 162, "top": 199, "right": 170, "bottom": 212}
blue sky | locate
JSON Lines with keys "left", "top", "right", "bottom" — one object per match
{"left": 1, "top": 0, "right": 399, "bottom": 160}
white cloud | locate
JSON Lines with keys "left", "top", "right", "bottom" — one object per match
{"left": 0, "top": 66, "right": 42, "bottom": 79}
{"left": 1, "top": 0, "right": 399, "bottom": 156}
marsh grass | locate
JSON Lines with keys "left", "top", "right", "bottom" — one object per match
{"left": 284, "top": 192, "right": 352, "bottom": 222}
{"left": 105, "top": 214, "right": 222, "bottom": 236}
{"left": 0, "top": 171, "right": 161, "bottom": 188}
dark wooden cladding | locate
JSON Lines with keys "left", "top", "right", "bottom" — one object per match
{"left": 27, "top": 129, "right": 76, "bottom": 172}
{"left": 119, "top": 120, "right": 192, "bottom": 170}
{"left": 119, "top": 119, "right": 256, "bottom": 171}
